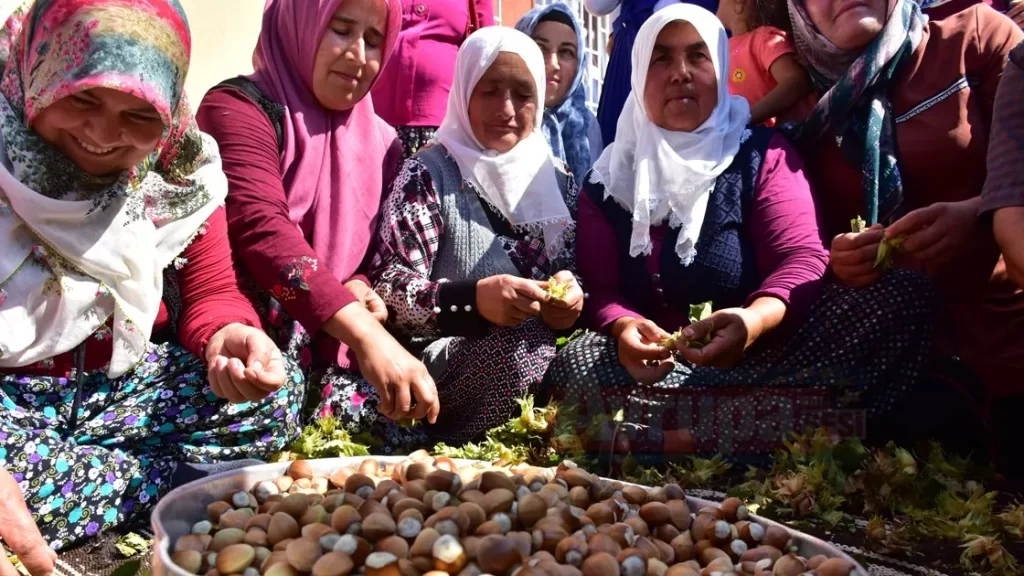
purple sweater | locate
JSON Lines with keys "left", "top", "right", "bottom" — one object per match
{"left": 580, "top": 133, "right": 829, "bottom": 332}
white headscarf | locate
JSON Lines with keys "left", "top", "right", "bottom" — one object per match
{"left": 593, "top": 4, "right": 751, "bottom": 265}
{"left": 434, "top": 27, "right": 571, "bottom": 257}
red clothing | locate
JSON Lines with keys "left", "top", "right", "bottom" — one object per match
{"left": 580, "top": 133, "right": 829, "bottom": 331}
{"left": 728, "top": 27, "right": 796, "bottom": 126}
{"left": 925, "top": 0, "right": 1006, "bottom": 20}
{"left": 197, "top": 86, "right": 402, "bottom": 369}
{"left": 1, "top": 207, "right": 261, "bottom": 377}
{"left": 371, "top": 0, "right": 494, "bottom": 128}
{"left": 807, "top": 6, "right": 1024, "bottom": 396}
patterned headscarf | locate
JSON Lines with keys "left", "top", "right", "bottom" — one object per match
{"left": 515, "top": 2, "right": 596, "bottom": 179}
{"left": 787, "top": 0, "right": 924, "bottom": 224}
{"left": 0, "top": 0, "right": 228, "bottom": 377}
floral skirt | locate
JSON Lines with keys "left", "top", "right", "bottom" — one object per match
{"left": 0, "top": 342, "right": 304, "bottom": 550}
{"left": 543, "top": 271, "right": 936, "bottom": 459}
{"left": 317, "top": 318, "right": 558, "bottom": 452}
{"left": 396, "top": 126, "right": 438, "bottom": 160}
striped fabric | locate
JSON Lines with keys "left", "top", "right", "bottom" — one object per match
{"left": 980, "top": 40, "right": 1024, "bottom": 214}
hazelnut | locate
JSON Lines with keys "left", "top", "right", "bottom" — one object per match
{"left": 559, "top": 468, "right": 593, "bottom": 489}
{"left": 244, "top": 528, "right": 269, "bottom": 548}
{"left": 518, "top": 493, "right": 548, "bottom": 528}
{"left": 393, "top": 497, "right": 430, "bottom": 519}
{"left": 588, "top": 533, "right": 624, "bottom": 557}
{"left": 554, "top": 536, "right": 588, "bottom": 566}
{"left": 426, "top": 470, "right": 462, "bottom": 494}
{"left": 719, "top": 498, "right": 748, "bottom": 523}
{"left": 651, "top": 539, "right": 675, "bottom": 564}
{"left": 697, "top": 545, "right": 729, "bottom": 566}
{"left": 665, "top": 500, "right": 692, "bottom": 531}
{"left": 587, "top": 503, "right": 616, "bottom": 526}
{"left": 772, "top": 554, "right": 805, "bottom": 576}
{"left": 361, "top": 498, "right": 392, "bottom": 519}
{"left": 761, "top": 526, "right": 791, "bottom": 552}
{"left": 333, "top": 534, "right": 373, "bottom": 565}
{"left": 171, "top": 549, "right": 203, "bottom": 574}
{"left": 274, "top": 476, "right": 295, "bottom": 493}
{"left": 621, "top": 555, "right": 646, "bottom": 576}
{"left": 210, "top": 528, "right": 245, "bottom": 552}
{"left": 300, "top": 504, "right": 330, "bottom": 526}
{"left": 332, "top": 505, "right": 363, "bottom": 535}
{"left": 477, "top": 535, "right": 526, "bottom": 574}
{"left": 216, "top": 543, "right": 255, "bottom": 574}
{"left": 457, "top": 502, "right": 486, "bottom": 533}
{"left": 815, "top": 558, "right": 856, "bottom": 576}
{"left": 245, "top": 514, "right": 272, "bottom": 532}
{"left": 330, "top": 468, "right": 352, "bottom": 489}
{"left": 607, "top": 523, "right": 637, "bottom": 548}
{"left": 569, "top": 486, "right": 591, "bottom": 509}
{"left": 359, "top": 458, "right": 382, "bottom": 477}
{"left": 207, "top": 501, "right": 233, "bottom": 524}
{"left": 653, "top": 524, "right": 680, "bottom": 544}
{"left": 704, "top": 520, "right": 731, "bottom": 545}
{"left": 277, "top": 493, "right": 311, "bottom": 519}
{"left": 311, "top": 551, "right": 354, "bottom": 576}
{"left": 698, "top": 507, "right": 724, "bottom": 520}
{"left": 741, "top": 545, "right": 782, "bottom": 565}
{"left": 669, "top": 533, "right": 694, "bottom": 563}
{"left": 432, "top": 534, "right": 468, "bottom": 573}
{"left": 624, "top": 517, "right": 650, "bottom": 539}
{"left": 273, "top": 538, "right": 295, "bottom": 552}
{"left": 397, "top": 514, "right": 424, "bottom": 539}
{"left": 346, "top": 473, "right": 378, "bottom": 500}
{"left": 364, "top": 512, "right": 398, "bottom": 541}
{"left": 621, "top": 486, "right": 648, "bottom": 506}
{"left": 639, "top": 502, "right": 671, "bottom": 526}
{"left": 411, "top": 528, "right": 442, "bottom": 557}
{"left": 301, "top": 523, "right": 334, "bottom": 541}
{"left": 735, "top": 521, "right": 764, "bottom": 547}
{"left": 377, "top": 535, "right": 411, "bottom": 559}
{"left": 701, "top": 556, "right": 734, "bottom": 574}
{"left": 406, "top": 462, "right": 433, "bottom": 482}
{"left": 265, "top": 562, "right": 299, "bottom": 576}
{"left": 482, "top": 488, "right": 516, "bottom": 515}
{"left": 581, "top": 551, "right": 621, "bottom": 576}
{"left": 287, "top": 460, "right": 314, "bottom": 481}
{"left": 220, "top": 509, "right": 255, "bottom": 531}
{"left": 372, "top": 479, "right": 401, "bottom": 502}
{"left": 365, "top": 552, "right": 401, "bottom": 576}
{"left": 532, "top": 524, "right": 569, "bottom": 554}
{"left": 261, "top": 550, "right": 290, "bottom": 572}
{"left": 285, "top": 537, "right": 322, "bottom": 573}
{"left": 646, "top": 488, "right": 668, "bottom": 504}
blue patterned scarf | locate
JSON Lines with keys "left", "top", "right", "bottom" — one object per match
{"left": 787, "top": 0, "right": 925, "bottom": 225}
{"left": 516, "top": 3, "right": 596, "bottom": 179}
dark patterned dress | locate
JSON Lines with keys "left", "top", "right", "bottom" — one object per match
{"left": 316, "top": 150, "right": 578, "bottom": 449}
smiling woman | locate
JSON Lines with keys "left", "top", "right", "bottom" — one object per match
{"left": 0, "top": 0, "right": 303, "bottom": 551}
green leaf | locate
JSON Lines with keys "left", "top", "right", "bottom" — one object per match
{"left": 115, "top": 532, "right": 152, "bottom": 558}
{"left": 688, "top": 301, "right": 713, "bottom": 324}
{"left": 851, "top": 216, "right": 867, "bottom": 233}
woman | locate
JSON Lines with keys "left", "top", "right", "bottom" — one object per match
{"left": 370, "top": 0, "right": 494, "bottom": 158}
{"left": 0, "top": 0, "right": 301, "bottom": 549}
{"left": 785, "top": 0, "right": 1023, "bottom": 464}
{"left": 516, "top": 3, "right": 603, "bottom": 179}
{"left": 368, "top": 27, "right": 584, "bottom": 446}
{"left": 587, "top": 0, "right": 717, "bottom": 144}
{"left": 198, "top": 0, "right": 440, "bottom": 448}
{"left": 544, "top": 4, "right": 935, "bottom": 458}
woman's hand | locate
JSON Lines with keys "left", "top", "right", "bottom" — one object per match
{"left": 344, "top": 278, "right": 388, "bottom": 323}
{"left": 206, "top": 324, "right": 288, "bottom": 403}
{"left": 830, "top": 224, "right": 884, "bottom": 288}
{"left": 476, "top": 275, "right": 548, "bottom": 327}
{"left": 0, "top": 468, "right": 55, "bottom": 576}
{"left": 324, "top": 303, "right": 439, "bottom": 423}
{"left": 1007, "top": 0, "right": 1024, "bottom": 29}
{"left": 676, "top": 307, "right": 764, "bottom": 368}
{"left": 611, "top": 317, "right": 674, "bottom": 384}
{"left": 539, "top": 271, "right": 584, "bottom": 330}
{"left": 885, "top": 199, "right": 980, "bottom": 270}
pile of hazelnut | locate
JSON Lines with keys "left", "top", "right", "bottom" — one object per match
{"left": 168, "top": 454, "right": 857, "bottom": 576}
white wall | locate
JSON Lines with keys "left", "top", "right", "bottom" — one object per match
{"left": 180, "top": 0, "right": 266, "bottom": 111}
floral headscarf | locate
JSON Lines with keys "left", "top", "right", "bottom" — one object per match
{"left": 0, "top": 0, "right": 228, "bottom": 377}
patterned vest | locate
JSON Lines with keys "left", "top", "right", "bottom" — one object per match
{"left": 588, "top": 127, "right": 774, "bottom": 316}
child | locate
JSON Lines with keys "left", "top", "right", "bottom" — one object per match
{"left": 717, "top": 0, "right": 813, "bottom": 126}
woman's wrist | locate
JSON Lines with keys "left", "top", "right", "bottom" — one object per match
{"left": 609, "top": 315, "right": 638, "bottom": 339}
{"left": 323, "top": 301, "right": 382, "bottom": 350}
{"left": 744, "top": 297, "right": 787, "bottom": 340}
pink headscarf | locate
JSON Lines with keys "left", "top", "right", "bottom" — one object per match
{"left": 249, "top": 0, "right": 402, "bottom": 284}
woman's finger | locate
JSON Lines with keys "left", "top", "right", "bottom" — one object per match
{"left": 213, "top": 359, "right": 245, "bottom": 403}
{"left": 635, "top": 320, "right": 671, "bottom": 344}
{"left": 392, "top": 383, "right": 412, "bottom": 421}
{"left": 899, "top": 223, "right": 945, "bottom": 255}
{"left": 0, "top": 471, "right": 55, "bottom": 576}
{"left": 832, "top": 228, "right": 884, "bottom": 251}
{"left": 511, "top": 277, "right": 549, "bottom": 302}
{"left": 887, "top": 205, "right": 938, "bottom": 238}
{"left": 625, "top": 359, "right": 674, "bottom": 385}
{"left": 376, "top": 382, "right": 395, "bottom": 419}
{"left": 0, "top": 554, "right": 19, "bottom": 576}
{"left": 830, "top": 241, "right": 879, "bottom": 266}
{"left": 511, "top": 294, "right": 543, "bottom": 315}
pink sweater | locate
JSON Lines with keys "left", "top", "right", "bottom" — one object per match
{"left": 371, "top": 0, "right": 494, "bottom": 127}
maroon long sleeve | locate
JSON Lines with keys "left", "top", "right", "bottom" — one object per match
{"left": 579, "top": 133, "right": 827, "bottom": 331}
{"left": 175, "top": 206, "right": 263, "bottom": 357}
{"left": 197, "top": 87, "right": 359, "bottom": 335}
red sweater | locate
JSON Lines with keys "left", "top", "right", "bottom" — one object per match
{"left": 0, "top": 206, "right": 262, "bottom": 377}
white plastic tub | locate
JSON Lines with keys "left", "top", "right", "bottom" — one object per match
{"left": 151, "top": 457, "right": 867, "bottom": 575}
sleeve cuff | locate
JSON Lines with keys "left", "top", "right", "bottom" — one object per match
{"left": 436, "top": 279, "right": 489, "bottom": 337}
